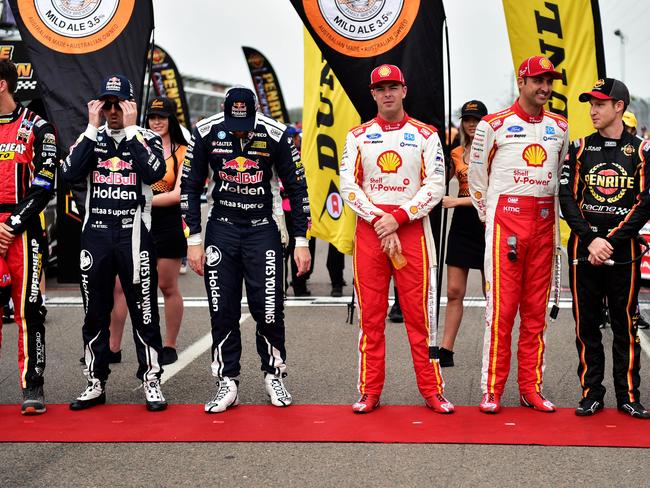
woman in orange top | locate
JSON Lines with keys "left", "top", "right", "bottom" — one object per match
{"left": 107, "top": 97, "right": 188, "bottom": 366}
{"left": 439, "top": 100, "right": 488, "bottom": 367}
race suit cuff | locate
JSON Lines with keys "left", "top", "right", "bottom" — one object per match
{"left": 295, "top": 237, "right": 309, "bottom": 248}
{"left": 84, "top": 124, "right": 98, "bottom": 141}
{"left": 392, "top": 208, "right": 410, "bottom": 226}
{"left": 370, "top": 215, "right": 381, "bottom": 225}
{"left": 187, "top": 233, "right": 202, "bottom": 246}
{"left": 124, "top": 125, "right": 139, "bottom": 140}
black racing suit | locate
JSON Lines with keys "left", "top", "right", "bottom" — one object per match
{"left": 0, "top": 106, "right": 58, "bottom": 388}
{"left": 181, "top": 113, "right": 310, "bottom": 379}
{"left": 559, "top": 130, "right": 650, "bottom": 406}
{"left": 61, "top": 124, "right": 166, "bottom": 383}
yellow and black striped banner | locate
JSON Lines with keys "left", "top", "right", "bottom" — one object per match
{"left": 502, "top": 0, "right": 606, "bottom": 139}
{"left": 302, "top": 30, "right": 359, "bottom": 255}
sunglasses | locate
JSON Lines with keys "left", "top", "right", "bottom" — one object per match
{"left": 102, "top": 100, "right": 122, "bottom": 111}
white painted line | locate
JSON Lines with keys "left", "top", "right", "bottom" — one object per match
{"left": 161, "top": 313, "right": 251, "bottom": 385}
{"left": 39, "top": 295, "right": 650, "bottom": 361}
{"left": 42, "top": 295, "right": 591, "bottom": 308}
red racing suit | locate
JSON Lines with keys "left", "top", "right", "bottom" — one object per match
{"left": 469, "top": 100, "right": 569, "bottom": 396}
{"left": 340, "top": 114, "right": 447, "bottom": 398}
{"left": 0, "top": 106, "right": 58, "bottom": 388}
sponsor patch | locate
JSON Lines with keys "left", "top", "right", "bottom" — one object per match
{"left": 205, "top": 245, "right": 223, "bottom": 267}
{"left": 32, "top": 176, "right": 52, "bottom": 189}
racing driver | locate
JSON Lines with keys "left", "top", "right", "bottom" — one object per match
{"left": 0, "top": 60, "right": 58, "bottom": 415}
{"left": 340, "top": 64, "right": 454, "bottom": 414}
{"left": 181, "top": 86, "right": 311, "bottom": 413}
{"left": 560, "top": 78, "right": 650, "bottom": 419}
{"left": 469, "top": 55, "right": 569, "bottom": 413}
{"left": 62, "top": 75, "right": 168, "bottom": 412}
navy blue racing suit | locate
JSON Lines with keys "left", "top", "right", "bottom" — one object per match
{"left": 62, "top": 124, "right": 166, "bottom": 383}
{"left": 181, "top": 113, "right": 310, "bottom": 378}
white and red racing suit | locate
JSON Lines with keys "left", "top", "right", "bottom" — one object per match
{"left": 340, "top": 114, "right": 447, "bottom": 399}
{"left": 468, "top": 100, "right": 569, "bottom": 396}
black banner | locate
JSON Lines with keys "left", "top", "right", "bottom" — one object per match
{"left": 9, "top": 0, "right": 153, "bottom": 149}
{"left": 149, "top": 44, "right": 191, "bottom": 129}
{"left": 0, "top": 41, "right": 39, "bottom": 101}
{"left": 289, "top": 0, "right": 446, "bottom": 129}
{"left": 9, "top": 0, "right": 154, "bottom": 283}
{"left": 243, "top": 46, "right": 290, "bottom": 123}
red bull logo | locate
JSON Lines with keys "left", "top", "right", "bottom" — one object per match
{"left": 97, "top": 157, "right": 133, "bottom": 172}
{"left": 218, "top": 170, "right": 263, "bottom": 185}
{"left": 222, "top": 156, "right": 259, "bottom": 173}
{"left": 92, "top": 171, "right": 137, "bottom": 186}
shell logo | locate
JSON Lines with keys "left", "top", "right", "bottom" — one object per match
{"left": 376, "top": 150, "right": 403, "bottom": 173}
{"left": 379, "top": 66, "right": 392, "bottom": 78}
{"left": 349, "top": 192, "right": 356, "bottom": 202}
{"left": 522, "top": 144, "right": 548, "bottom": 167}
{"left": 410, "top": 206, "right": 418, "bottom": 214}
{"left": 539, "top": 57, "right": 552, "bottom": 69}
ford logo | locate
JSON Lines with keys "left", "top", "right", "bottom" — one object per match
{"left": 366, "top": 133, "right": 381, "bottom": 140}
{"left": 507, "top": 125, "right": 524, "bottom": 133}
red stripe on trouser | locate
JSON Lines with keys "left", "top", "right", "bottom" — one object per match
{"left": 354, "top": 217, "right": 444, "bottom": 397}
{"left": 6, "top": 233, "right": 30, "bottom": 388}
{"left": 485, "top": 196, "right": 554, "bottom": 395}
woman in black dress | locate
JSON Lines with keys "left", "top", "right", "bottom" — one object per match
{"left": 439, "top": 100, "right": 488, "bottom": 367}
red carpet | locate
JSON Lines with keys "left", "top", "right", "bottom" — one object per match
{"left": 1, "top": 404, "right": 648, "bottom": 447}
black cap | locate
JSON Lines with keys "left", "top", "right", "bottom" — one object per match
{"left": 460, "top": 100, "right": 488, "bottom": 120}
{"left": 147, "top": 97, "right": 174, "bottom": 117}
{"left": 98, "top": 74, "right": 134, "bottom": 100}
{"left": 223, "top": 87, "right": 257, "bottom": 132}
{"left": 579, "top": 78, "right": 630, "bottom": 106}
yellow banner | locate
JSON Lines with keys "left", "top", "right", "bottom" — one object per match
{"left": 302, "top": 29, "right": 360, "bottom": 255}
{"left": 502, "top": 0, "right": 604, "bottom": 140}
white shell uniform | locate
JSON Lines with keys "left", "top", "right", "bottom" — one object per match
{"left": 468, "top": 100, "right": 569, "bottom": 396}
{"left": 339, "top": 115, "right": 448, "bottom": 399}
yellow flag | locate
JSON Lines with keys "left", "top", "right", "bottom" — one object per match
{"left": 302, "top": 29, "right": 360, "bottom": 255}
{"left": 503, "top": 0, "right": 605, "bottom": 247}
{"left": 502, "top": 0, "right": 605, "bottom": 140}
